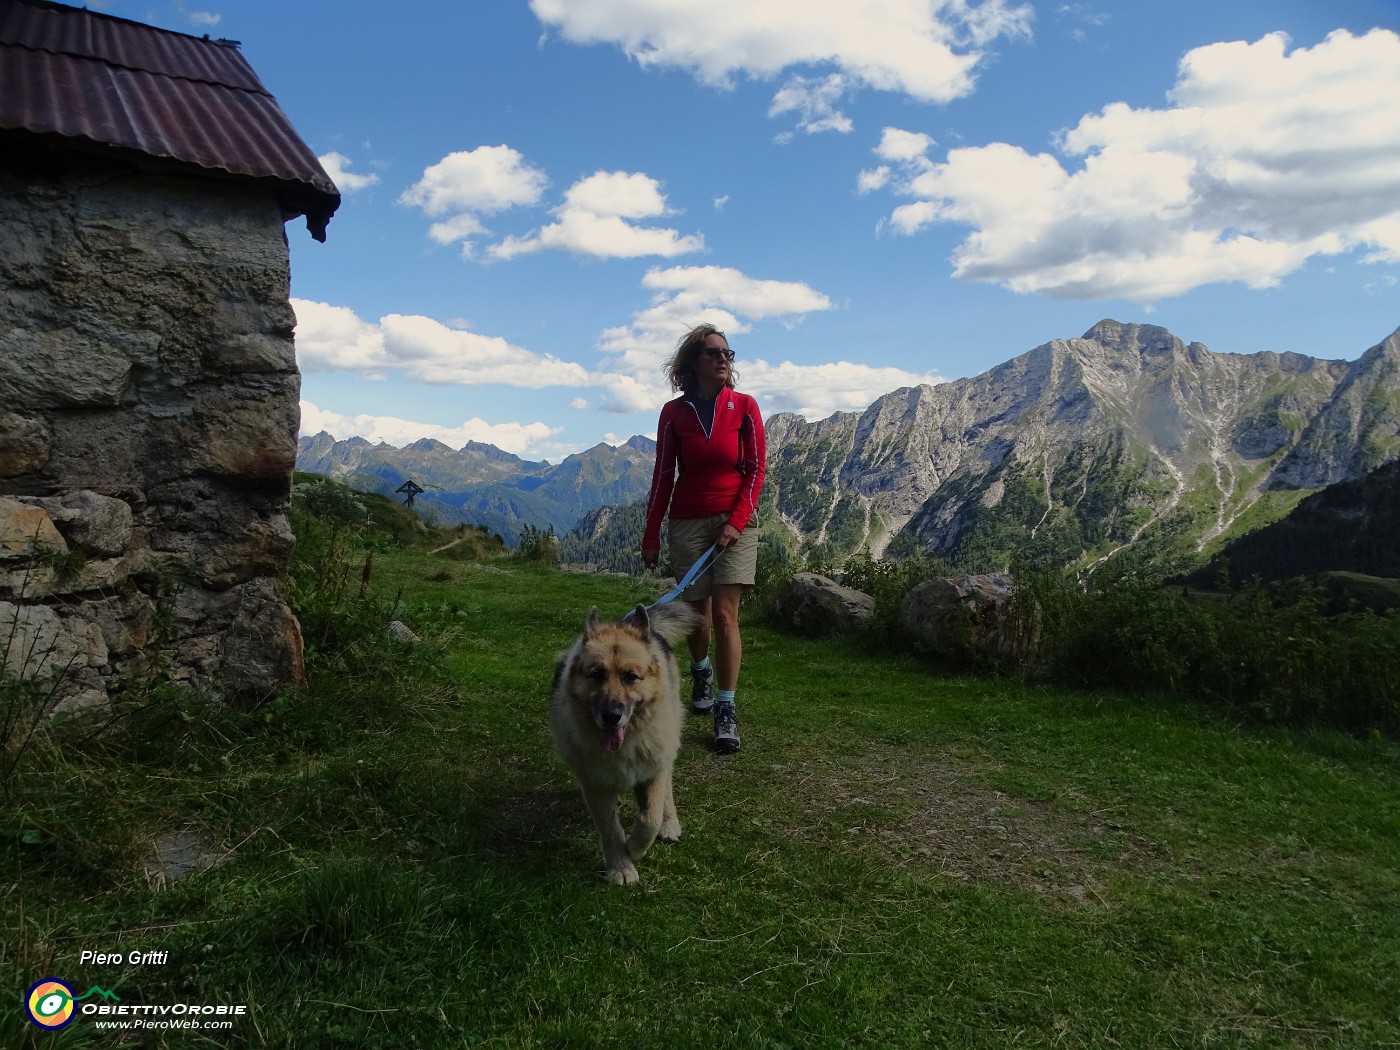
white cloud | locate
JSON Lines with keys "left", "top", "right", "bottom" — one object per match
{"left": 769, "top": 73, "right": 854, "bottom": 141}
{"left": 299, "top": 401, "right": 563, "bottom": 459}
{"left": 592, "top": 264, "right": 836, "bottom": 413}
{"left": 530, "top": 0, "right": 1033, "bottom": 135}
{"left": 860, "top": 128, "right": 936, "bottom": 198}
{"left": 587, "top": 264, "right": 944, "bottom": 420}
{"left": 378, "top": 314, "right": 590, "bottom": 386}
{"left": 871, "top": 28, "right": 1400, "bottom": 301}
{"left": 426, "top": 213, "right": 488, "bottom": 247}
{"left": 743, "top": 359, "right": 944, "bottom": 420}
{"left": 857, "top": 166, "right": 891, "bottom": 195}
{"left": 876, "top": 126, "right": 937, "bottom": 163}
{"left": 291, "top": 299, "right": 386, "bottom": 373}
{"left": 400, "top": 145, "right": 549, "bottom": 253}
{"left": 713, "top": 194, "right": 730, "bottom": 211}
{"left": 318, "top": 151, "right": 380, "bottom": 194}
{"left": 186, "top": 10, "right": 220, "bottom": 28}
{"left": 400, "top": 146, "right": 548, "bottom": 216}
{"left": 292, "top": 299, "right": 589, "bottom": 388}
{"left": 487, "top": 170, "right": 703, "bottom": 260}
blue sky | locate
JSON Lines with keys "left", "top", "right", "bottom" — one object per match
{"left": 99, "top": 0, "right": 1400, "bottom": 462}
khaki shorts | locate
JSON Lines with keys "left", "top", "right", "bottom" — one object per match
{"left": 668, "top": 513, "right": 759, "bottom": 601}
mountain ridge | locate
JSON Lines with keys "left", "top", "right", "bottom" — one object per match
{"left": 297, "top": 319, "right": 1400, "bottom": 572}
{"left": 295, "top": 430, "right": 656, "bottom": 544}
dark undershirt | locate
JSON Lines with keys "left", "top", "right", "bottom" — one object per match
{"left": 685, "top": 393, "right": 716, "bottom": 436}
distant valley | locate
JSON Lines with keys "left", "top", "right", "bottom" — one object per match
{"left": 295, "top": 432, "right": 656, "bottom": 545}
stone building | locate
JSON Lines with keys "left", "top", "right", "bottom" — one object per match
{"left": 0, "top": 0, "right": 339, "bottom": 709}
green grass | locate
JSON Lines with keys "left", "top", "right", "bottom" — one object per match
{"left": 4, "top": 549, "right": 1399, "bottom": 1048}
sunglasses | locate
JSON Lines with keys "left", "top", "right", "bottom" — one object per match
{"left": 701, "top": 347, "right": 735, "bottom": 362}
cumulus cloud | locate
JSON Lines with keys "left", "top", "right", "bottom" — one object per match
{"left": 318, "top": 152, "right": 380, "bottom": 194}
{"left": 300, "top": 401, "right": 563, "bottom": 459}
{"left": 587, "top": 263, "right": 941, "bottom": 419}
{"left": 399, "top": 145, "right": 549, "bottom": 254}
{"left": 860, "top": 127, "right": 937, "bottom": 195}
{"left": 292, "top": 298, "right": 589, "bottom": 388}
{"left": 591, "top": 264, "right": 854, "bottom": 415}
{"left": 870, "top": 27, "right": 1400, "bottom": 301}
{"left": 876, "top": 126, "right": 937, "bottom": 163}
{"left": 594, "top": 266, "right": 834, "bottom": 411}
{"left": 598, "top": 265, "right": 831, "bottom": 364}
{"left": 488, "top": 170, "right": 703, "bottom": 260}
{"left": 400, "top": 155, "right": 701, "bottom": 261}
{"left": 291, "top": 299, "right": 386, "bottom": 374}
{"left": 743, "top": 359, "right": 944, "bottom": 420}
{"left": 530, "top": 0, "right": 1032, "bottom": 136}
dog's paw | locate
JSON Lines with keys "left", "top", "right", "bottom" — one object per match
{"left": 603, "top": 863, "right": 640, "bottom": 886}
{"left": 658, "top": 818, "right": 682, "bottom": 843}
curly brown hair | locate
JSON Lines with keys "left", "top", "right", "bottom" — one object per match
{"left": 662, "top": 323, "right": 738, "bottom": 395}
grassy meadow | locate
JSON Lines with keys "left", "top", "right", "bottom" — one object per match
{"left": 3, "top": 504, "right": 1399, "bottom": 1048}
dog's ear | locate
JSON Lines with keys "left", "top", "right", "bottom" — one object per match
{"left": 585, "top": 606, "right": 601, "bottom": 637}
{"left": 626, "top": 603, "right": 652, "bottom": 639}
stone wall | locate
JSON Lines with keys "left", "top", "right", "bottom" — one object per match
{"left": 0, "top": 150, "right": 305, "bottom": 710}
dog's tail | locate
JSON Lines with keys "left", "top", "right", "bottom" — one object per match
{"left": 620, "top": 602, "right": 703, "bottom": 646}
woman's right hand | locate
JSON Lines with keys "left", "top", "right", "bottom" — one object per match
{"left": 641, "top": 547, "right": 660, "bottom": 570}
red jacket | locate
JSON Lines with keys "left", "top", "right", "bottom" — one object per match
{"left": 643, "top": 390, "right": 766, "bottom": 550}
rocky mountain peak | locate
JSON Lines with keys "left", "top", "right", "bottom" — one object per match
{"left": 1078, "top": 319, "right": 1187, "bottom": 360}
{"left": 406, "top": 437, "right": 453, "bottom": 454}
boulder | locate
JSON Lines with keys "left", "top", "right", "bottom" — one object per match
{"left": 775, "top": 572, "right": 875, "bottom": 636}
{"left": 898, "top": 572, "right": 1037, "bottom": 664}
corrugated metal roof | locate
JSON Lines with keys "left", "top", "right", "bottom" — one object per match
{"left": 0, "top": 0, "right": 339, "bottom": 240}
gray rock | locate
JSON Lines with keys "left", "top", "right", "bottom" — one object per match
{"left": 27, "top": 490, "right": 133, "bottom": 556}
{"left": 774, "top": 572, "right": 874, "bottom": 636}
{"left": 0, "top": 497, "right": 66, "bottom": 558}
{"left": 0, "top": 412, "right": 51, "bottom": 477}
{"left": 898, "top": 572, "right": 1037, "bottom": 664}
{"left": 387, "top": 620, "right": 421, "bottom": 643}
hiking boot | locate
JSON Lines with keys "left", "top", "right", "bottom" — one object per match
{"left": 690, "top": 664, "right": 714, "bottom": 713}
{"left": 713, "top": 702, "right": 740, "bottom": 753}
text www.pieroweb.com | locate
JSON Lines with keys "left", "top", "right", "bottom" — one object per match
{"left": 87, "top": 1003, "right": 245, "bottom": 1031}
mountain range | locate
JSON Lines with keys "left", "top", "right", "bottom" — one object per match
{"left": 298, "top": 319, "right": 1400, "bottom": 577}
{"left": 295, "top": 432, "right": 656, "bottom": 545}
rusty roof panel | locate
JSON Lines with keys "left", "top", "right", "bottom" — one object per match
{"left": 0, "top": 0, "right": 338, "bottom": 239}
{"left": 0, "top": 0, "right": 265, "bottom": 90}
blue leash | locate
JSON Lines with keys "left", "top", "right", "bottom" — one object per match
{"left": 649, "top": 542, "right": 722, "bottom": 608}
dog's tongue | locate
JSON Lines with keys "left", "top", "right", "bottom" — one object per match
{"left": 599, "top": 726, "right": 625, "bottom": 751}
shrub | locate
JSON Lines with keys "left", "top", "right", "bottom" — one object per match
{"left": 515, "top": 525, "right": 560, "bottom": 567}
{"left": 1037, "top": 571, "right": 1400, "bottom": 736}
{"left": 797, "top": 546, "right": 1400, "bottom": 737}
{"left": 838, "top": 548, "right": 954, "bottom": 640}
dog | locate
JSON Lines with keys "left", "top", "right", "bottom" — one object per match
{"left": 549, "top": 602, "right": 702, "bottom": 885}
